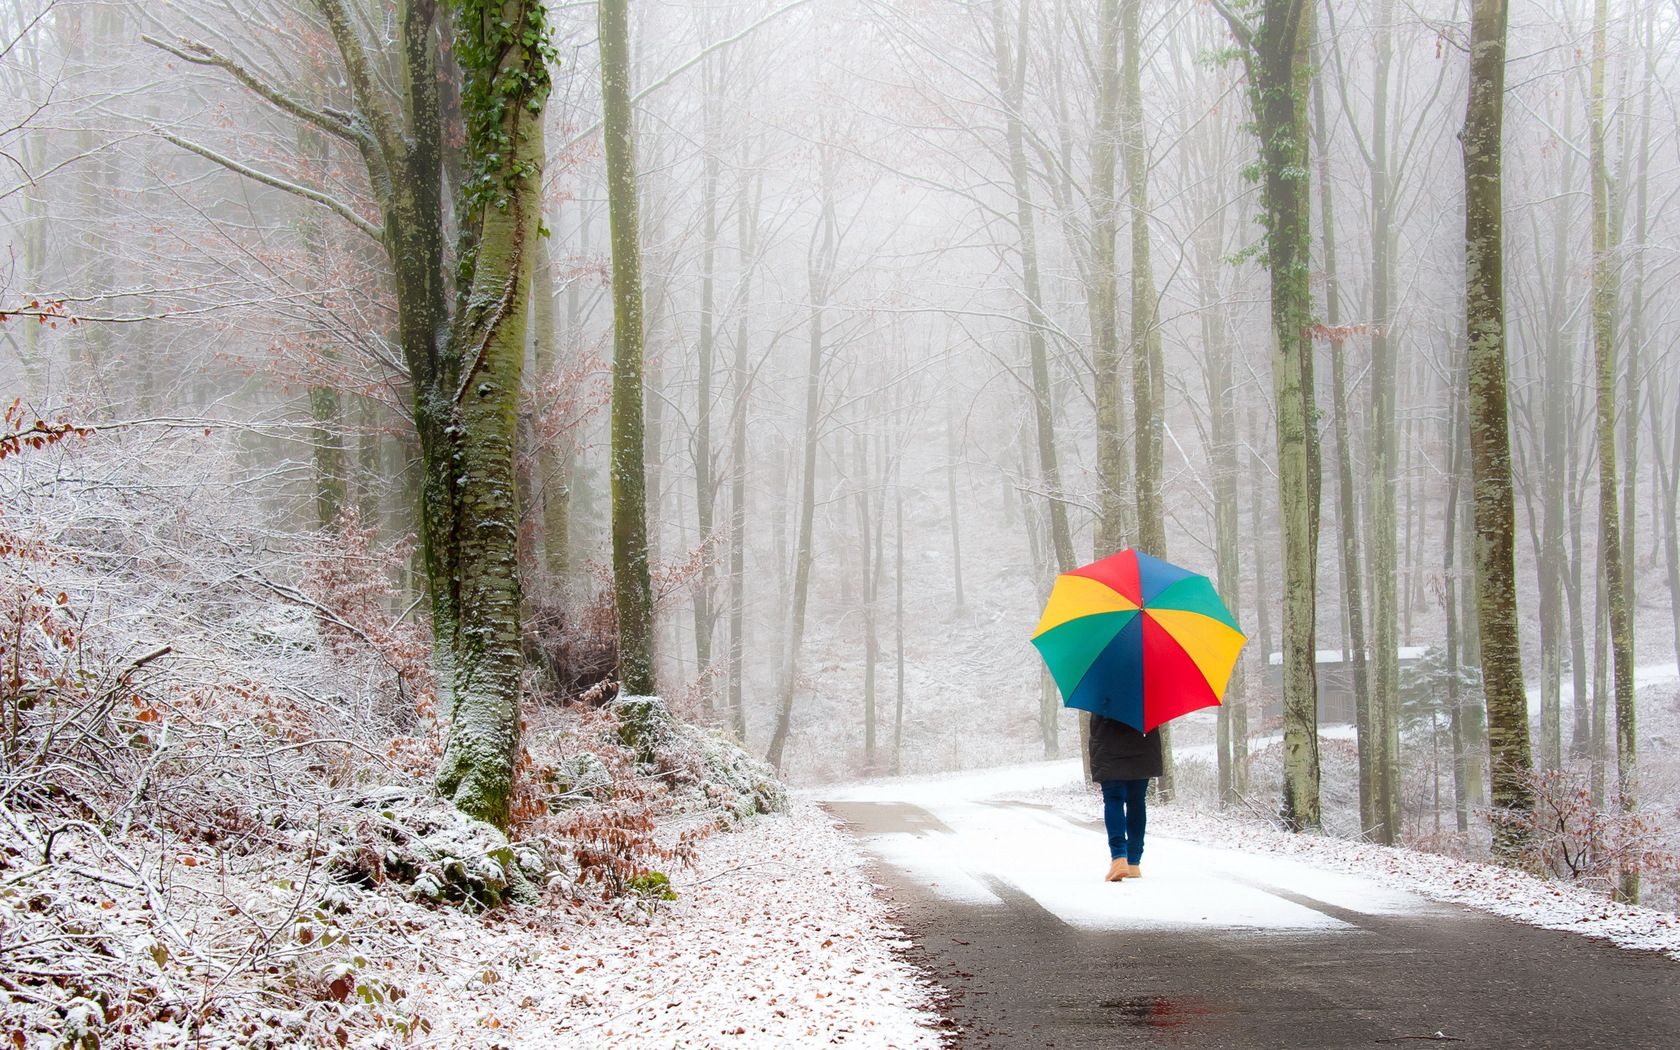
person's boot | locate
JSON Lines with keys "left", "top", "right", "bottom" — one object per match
{"left": 1105, "top": 858, "right": 1130, "bottom": 882}
{"left": 1126, "top": 864, "right": 1143, "bottom": 879}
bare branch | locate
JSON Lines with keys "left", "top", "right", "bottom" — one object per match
{"left": 152, "top": 129, "right": 384, "bottom": 242}
{"left": 139, "top": 33, "right": 375, "bottom": 154}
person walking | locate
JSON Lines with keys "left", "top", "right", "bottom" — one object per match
{"left": 1088, "top": 713, "right": 1162, "bottom": 882}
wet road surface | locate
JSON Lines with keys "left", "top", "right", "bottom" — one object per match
{"left": 823, "top": 784, "right": 1680, "bottom": 1050}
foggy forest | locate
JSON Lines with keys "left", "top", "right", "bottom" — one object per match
{"left": 3, "top": 0, "right": 1679, "bottom": 1047}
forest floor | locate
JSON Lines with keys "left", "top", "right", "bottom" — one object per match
{"left": 416, "top": 800, "right": 942, "bottom": 1050}
{"left": 822, "top": 761, "right": 1680, "bottom": 1049}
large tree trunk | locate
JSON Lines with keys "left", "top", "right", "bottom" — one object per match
{"left": 433, "top": 0, "right": 552, "bottom": 828}
{"left": 599, "top": 0, "right": 657, "bottom": 697}
{"left": 1223, "top": 0, "right": 1320, "bottom": 830}
{"left": 1589, "top": 0, "right": 1637, "bottom": 903}
{"left": 1462, "top": 0, "right": 1533, "bottom": 860}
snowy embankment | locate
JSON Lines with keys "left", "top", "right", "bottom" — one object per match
{"left": 421, "top": 800, "right": 941, "bottom": 1050}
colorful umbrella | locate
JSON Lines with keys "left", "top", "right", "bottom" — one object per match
{"left": 1031, "top": 549, "right": 1245, "bottom": 733}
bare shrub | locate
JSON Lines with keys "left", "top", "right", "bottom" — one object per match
{"left": 1502, "top": 769, "right": 1680, "bottom": 902}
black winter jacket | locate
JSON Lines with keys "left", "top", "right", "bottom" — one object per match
{"left": 1087, "top": 714, "right": 1163, "bottom": 782}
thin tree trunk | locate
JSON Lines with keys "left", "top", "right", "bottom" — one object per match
{"left": 1367, "top": 0, "right": 1402, "bottom": 845}
{"left": 1445, "top": 373, "right": 1470, "bottom": 834}
{"left": 1591, "top": 561, "right": 1608, "bottom": 808}
{"left": 1539, "top": 129, "right": 1573, "bottom": 768}
{"left": 994, "top": 0, "right": 1075, "bottom": 574}
{"left": 1092, "top": 0, "right": 1125, "bottom": 557}
{"left": 726, "top": 161, "right": 759, "bottom": 742}
{"left": 946, "top": 410, "right": 966, "bottom": 610}
{"left": 1567, "top": 447, "right": 1592, "bottom": 757}
{"left": 1194, "top": 163, "right": 1244, "bottom": 807}
{"left": 894, "top": 481, "right": 907, "bottom": 775}
{"left": 534, "top": 240, "right": 572, "bottom": 584}
{"left": 1247, "top": 400, "right": 1273, "bottom": 800}
{"left": 691, "top": 67, "right": 721, "bottom": 720}
{"left": 1589, "top": 0, "right": 1637, "bottom": 902}
{"left": 1120, "top": 0, "right": 1173, "bottom": 798}
{"left": 765, "top": 173, "right": 836, "bottom": 770}
{"left": 1659, "top": 397, "right": 1680, "bottom": 684}
{"left": 1312, "top": 70, "right": 1375, "bottom": 837}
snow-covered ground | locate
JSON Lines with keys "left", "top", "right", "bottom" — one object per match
{"left": 419, "top": 801, "right": 941, "bottom": 1049}
{"left": 819, "top": 759, "right": 1680, "bottom": 960}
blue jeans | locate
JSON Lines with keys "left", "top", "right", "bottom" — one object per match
{"left": 1101, "top": 779, "right": 1149, "bottom": 863}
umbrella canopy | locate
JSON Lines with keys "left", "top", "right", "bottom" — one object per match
{"left": 1031, "top": 549, "right": 1246, "bottom": 733}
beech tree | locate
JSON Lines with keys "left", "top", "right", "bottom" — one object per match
{"left": 599, "top": 0, "right": 657, "bottom": 698}
{"left": 1588, "top": 0, "right": 1636, "bottom": 902}
{"left": 143, "top": 0, "right": 555, "bottom": 827}
{"left": 1462, "top": 0, "right": 1533, "bottom": 859}
{"left": 1215, "top": 0, "right": 1322, "bottom": 831}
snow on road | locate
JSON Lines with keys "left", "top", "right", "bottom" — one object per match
{"left": 819, "top": 759, "right": 1680, "bottom": 962}
{"left": 818, "top": 761, "right": 1440, "bottom": 935}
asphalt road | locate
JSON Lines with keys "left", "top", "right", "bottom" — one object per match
{"left": 824, "top": 790, "right": 1680, "bottom": 1050}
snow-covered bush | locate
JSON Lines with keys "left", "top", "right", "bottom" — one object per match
{"left": 325, "top": 787, "right": 571, "bottom": 909}
{"left": 608, "top": 693, "right": 787, "bottom": 821}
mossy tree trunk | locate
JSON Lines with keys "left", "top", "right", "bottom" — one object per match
{"left": 599, "top": 0, "right": 657, "bottom": 697}
{"left": 1589, "top": 0, "right": 1637, "bottom": 903}
{"left": 1461, "top": 0, "right": 1533, "bottom": 860}
{"left": 1218, "top": 0, "right": 1321, "bottom": 831}
{"left": 432, "top": 0, "right": 553, "bottom": 828}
